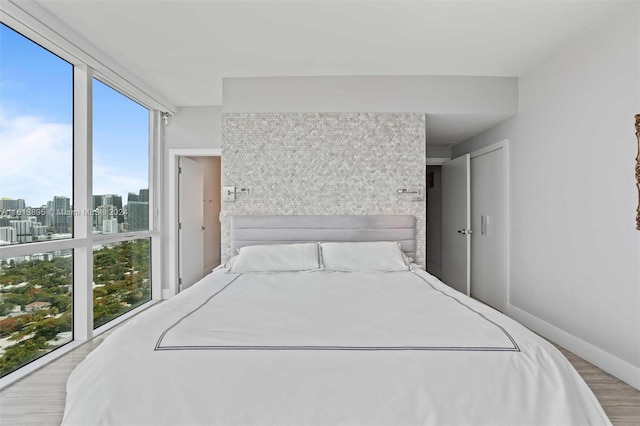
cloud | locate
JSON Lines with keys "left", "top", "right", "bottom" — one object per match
{"left": 0, "top": 112, "right": 73, "bottom": 206}
{"left": 92, "top": 163, "right": 148, "bottom": 198}
{"left": 0, "top": 111, "right": 149, "bottom": 207}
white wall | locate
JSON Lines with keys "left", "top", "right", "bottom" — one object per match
{"left": 165, "top": 106, "right": 222, "bottom": 149}
{"left": 223, "top": 75, "right": 517, "bottom": 114}
{"left": 162, "top": 106, "right": 222, "bottom": 291}
{"left": 453, "top": 4, "right": 640, "bottom": 389}
{"left": 222, "top": 75, "right": 518, "bottom": 146}
{"left": 426, "top": 145, "right": 451, "bottom": 159}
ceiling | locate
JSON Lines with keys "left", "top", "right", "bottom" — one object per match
{"left": 27, "top": 0, "right": 630, "bottom": 144}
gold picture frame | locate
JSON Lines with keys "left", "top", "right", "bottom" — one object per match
{"left": 636, "top": 114, "right": 640, "bottom": 230}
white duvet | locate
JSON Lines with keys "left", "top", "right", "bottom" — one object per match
{"left": 62, "top": 267, "right": 610, "bottom": 425}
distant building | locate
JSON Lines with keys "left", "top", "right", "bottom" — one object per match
{"left": 31, "top": 253, "right": 52, "bottom": 262}
{"left": 25, "top": 301, "right": 52, "bottom": 312}
{"left": 103, "top": 194, "right": 124, "bottom": 224}
{"left": 127, "top": 201, "right": 149, "bottom": 231}
{"left": 0, "top": 198, "right": 26, "bottom": 211}
{"left": 93, "top": 195, "right": 103, "bottom": 209}
{"left": 95, "top": 204, "right": 114, "bottom": 230}
{"left": 102, "top": 194, "right": 122, "bottom": 208}
{"left": 0, "top": 226, "right": 17, "bottom": 244}
{"left": 31, "top": 223, "right": 48, "bottom": 240}
{"left": 92, "top": 195, "right": 103, "bottom": 229}
{"left": 35, "top": 205, "right": 48, "bottom": 225}
{"left": 10, "top": 220, "right": 33, "bottom": 243}
{"left": 47, "top": 196, "right": 72, "bottom": 234}
{"left": 95, "top": 195, "right": 123, "bottom": 228}
{"left": 52, "top": 247, "right": 72, "bottom": 259}
{"left": 102, "top": 218, "right": 118, "bottom": 234}
{"left": 126, "top": 189, "right": 149, "bottom": 231}
{"left": 5, "top": 256, "right": 28, "bottom": 265}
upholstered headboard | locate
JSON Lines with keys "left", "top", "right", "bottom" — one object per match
{"left": 230, "top": 215, "right": 417, "bottom": 260}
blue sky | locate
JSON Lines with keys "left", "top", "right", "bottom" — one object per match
{"left": 0, "top": 23, "right": 149, "bottom": 208}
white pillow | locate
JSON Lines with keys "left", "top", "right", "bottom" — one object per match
{"left": 320, "top": 241, "right": 410, "bottom": 272}
{"left": 229, "top": 243, "right": 320, "bottom": 273}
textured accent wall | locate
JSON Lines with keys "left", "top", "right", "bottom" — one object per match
{"left": 221, "top": 112, "right": 426, "bottom": 266}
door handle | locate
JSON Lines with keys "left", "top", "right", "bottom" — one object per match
{"left": 457, "top": 229, "right": 472, "bottom": 235}
{"left": 479, "top": 215, "right": 490, "bottom": 235}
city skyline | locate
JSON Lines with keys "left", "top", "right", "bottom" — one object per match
{"left": 0, "top": 188, "right": 149, "bottom": 244}
{"left": 0, "top": 188, "right": 150, "bottom": 211}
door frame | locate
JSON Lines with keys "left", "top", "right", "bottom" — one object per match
{"left": 426, "top": 157, "right": 449, "bottom": 166}
{"left": 425, "top": 155, "right": 450, "bottom": 279}
{"left": 167, "top": 148, "right": 222, "bottom": 298}
{"left": 469, "top": 139, "right": 510, "bottom": 312}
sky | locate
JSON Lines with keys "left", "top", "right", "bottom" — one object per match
{"left": 0, "top": 23, "right": 149, "bottom": 208}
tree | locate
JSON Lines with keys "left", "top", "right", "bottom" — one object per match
{"left": 0, "top": 338, "right": 44, "bottom": 377}
{"left": 1, "top": 238, "right": 152, "bottom": 376}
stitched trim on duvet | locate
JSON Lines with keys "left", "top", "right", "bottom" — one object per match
{"left": 155, "top": 272, "right": 519, "bottom": 353}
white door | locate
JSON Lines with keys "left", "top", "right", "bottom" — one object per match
{"left": 178, "top": 157, "right": 204, "bottom": 290}
{"left": 441, "top": 154, "right": 471, "bottom": 295}
{"left": 471, "top": 146, "right": 506, "bottom": 311}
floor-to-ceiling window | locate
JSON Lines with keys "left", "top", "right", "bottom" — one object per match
{"left": 92, "top": 80, "right": 152, "bottom": 328}
{"left": 0, "top": 22, "right": 161, "bottom": 380}
{"left": 0, "top": 24, "right": 74, "bottom": 377}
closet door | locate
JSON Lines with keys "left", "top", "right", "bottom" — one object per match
{"left": 442, "top": 154, "right": 471, "bottom": 295}
{"left": 470, "top": 146, "right": 505, "bottom": 311}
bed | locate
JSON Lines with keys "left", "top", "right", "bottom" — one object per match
{"left": 62, "top": 215, "right": 610, "bottom": 425}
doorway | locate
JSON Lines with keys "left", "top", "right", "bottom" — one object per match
{"left": 168, "top": 149, "right": 222, "bottom": 296}
{"left": 184, "top": 156, "right": 222, "bottom": 276}
{"left": 426, "top": 165, "right": 443, "bottom": 279}
{"left": 178, "top": 156, "right": 222, "bottom": 290}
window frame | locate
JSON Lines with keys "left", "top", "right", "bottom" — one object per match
{"left": 0, "top": 8, "right": 167, "bottom": 388}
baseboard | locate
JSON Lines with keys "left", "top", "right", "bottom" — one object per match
{"left": 507, "top": 304, "right": 640, "bottom": 390}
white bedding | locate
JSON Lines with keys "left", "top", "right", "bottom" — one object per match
{"left": 62, "top": 267, "right": 610, "bottom": 425}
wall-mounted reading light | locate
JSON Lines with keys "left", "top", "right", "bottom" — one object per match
{"left": 397, "top": 186, "right": 424, "bottom": 201}
{"left": 222, "top": 186, "right": 249, "bottom": 202}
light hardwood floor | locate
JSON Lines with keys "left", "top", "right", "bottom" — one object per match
{"left": 0, "top": 330, "right": 114, "bottom": 425}
{"left": 1, "top": 333, "right": 638, "bottom": 425}
{"left": 555, "top": 345, "right": 640, "bottom": 426}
